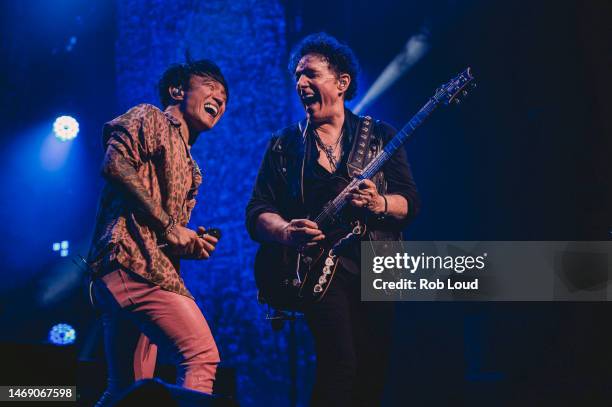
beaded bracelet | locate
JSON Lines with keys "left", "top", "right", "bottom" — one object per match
{"left": 161, "top": 216, "right": 177, "bottom": 238}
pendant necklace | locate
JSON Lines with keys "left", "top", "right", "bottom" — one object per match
{"left": 314, "top": 129, "right": 344, "bottom": 172}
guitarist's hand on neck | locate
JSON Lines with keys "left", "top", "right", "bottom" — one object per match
{"left": 255, "top": 213, "right": 325, "bottom": 248}
{"left": 348, "top": 180, "right": 386, "bottom": 214}
{"left": 348, "top": 180, "right": 409, "bottom": 220}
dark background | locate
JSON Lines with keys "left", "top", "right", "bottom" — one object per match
{"left": 0, "top": 0, "right": 611, "bottom": 405}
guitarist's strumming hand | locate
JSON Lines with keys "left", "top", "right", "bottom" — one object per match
{"left": 280, "top": 219, "right": 326, "bottom": 249}
{"left": 348, "top": 179, "right": 386, "bottom": 214}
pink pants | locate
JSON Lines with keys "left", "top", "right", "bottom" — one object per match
{"left": 92, "top": 268, "right": 219, "bottom": 406}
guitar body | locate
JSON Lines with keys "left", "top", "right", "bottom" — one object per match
{"left": 254, "top": 218, "right": 363, "bottom": 311}
{"left": 254, "top": 174, "right": 364, "bottom": 311}
{"left": 254, "top": 243, "right": 311, "bottom": 311}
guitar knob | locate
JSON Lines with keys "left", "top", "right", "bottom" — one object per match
{"left": 454, "top": 99, "right": 461, "bottom": 104}
{"left": 462, "top": 90, "right": 468, "bottom": 97}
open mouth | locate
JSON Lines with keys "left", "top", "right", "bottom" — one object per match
{"left": 204, "top": 102, "right": 219, "bottom": 118}
{"left": 300, "top": 92, "right": 319, "bottom": 106}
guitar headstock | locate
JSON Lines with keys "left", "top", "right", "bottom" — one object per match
{"left": 434, "top": 67, "right": 476, "bottom": 105}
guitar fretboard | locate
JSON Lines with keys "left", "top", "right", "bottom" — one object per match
{"left": 311, "top": 65, "right": 475, "bottom": 227}
{"left": 313, "top": 97, "right": 441, "bottom": 227}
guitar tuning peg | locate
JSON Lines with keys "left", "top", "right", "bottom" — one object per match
{"left": 454, "top": 98, "right": 461, "bottom": 104}
{"left": 462, "top": 90, "right": 468, "bottom": 97}
{"left": 471, "top": 83, "right": 477, "bottom": 88}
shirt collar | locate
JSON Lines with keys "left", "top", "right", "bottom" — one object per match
{"left": 343, "top": 107, "right": 359, "bottom": 144}
{"left": 163, "top": 110, "right": 182, "bottom": 128}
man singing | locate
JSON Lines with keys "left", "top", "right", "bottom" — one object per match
{"left": 246, "top": 33, "right": 420, "bottom": 406}
{"left": 88, "top": 59, "right": 228, "bottom": 406}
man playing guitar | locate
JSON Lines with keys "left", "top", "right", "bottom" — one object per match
{"left": 246, "top": 33, "right": 420, "bottom": 406}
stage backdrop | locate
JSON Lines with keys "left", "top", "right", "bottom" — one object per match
{"left": 115, "top": 0, "right": 312, "bottom": 405}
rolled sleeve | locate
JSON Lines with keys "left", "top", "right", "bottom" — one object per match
{"left": 246, "top": 137, "right": 283, "bottom": 242}
{"left": 101, "top": 104, "right": 165, "bottom": 172}
{"left": 379, "top": 122, "right": 421, "bottom": 225}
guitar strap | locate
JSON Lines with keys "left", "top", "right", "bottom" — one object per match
{"left": 308, "top": 116, "right": 376, "bottom": 299}
{"left": 346, "top": 115, "right": 374, "bottom": 178}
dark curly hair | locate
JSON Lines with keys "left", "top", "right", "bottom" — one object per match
{"left": 288, "top": 32, "right": 360, "bottom": 100}
{"left": 158, "top": 58, "right": 229, "bottom": 108}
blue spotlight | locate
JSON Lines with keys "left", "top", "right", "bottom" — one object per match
{"left": 353, "top": 28, "right": 430, "bottom": 114}
{"left": 52, "top": 240, "right": 69, "bottom": 256}
{"left": 48, "top": 323, "right": 76, "bottom": 345}
{"left": 53, "top": 116, "right": 79, "bottom": 141}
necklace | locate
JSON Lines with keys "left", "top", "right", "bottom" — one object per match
{"left": 314, "top": 129, "right": 344, "bottom": 172}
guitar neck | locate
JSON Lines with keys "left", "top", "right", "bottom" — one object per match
{"left": 314, "top": 97, "right": 440, "bottom": 227}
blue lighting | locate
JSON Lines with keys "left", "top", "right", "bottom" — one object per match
{"left": 53, "top": 116, "right": 79, "bottom": 141}
{"left": 52, "top": 240, "right": 69, "bottom": 256}
{"left": 48, "top": 323, "right": 76, "bottom": 345}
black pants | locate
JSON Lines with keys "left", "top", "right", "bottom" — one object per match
{"left": 304, "top": 269, "right": 395, "bottom": 407}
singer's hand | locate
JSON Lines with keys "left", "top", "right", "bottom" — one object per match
{"left": 165, "top": 225, "right": 199, "bottom": 255}
{"left": 187, "top": 226, "right": 218, "bottom": 259}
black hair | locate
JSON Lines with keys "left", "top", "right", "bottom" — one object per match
{"left": 288, "top": 32, "right": 360, "bottom": 100}
{"left": 158, "top": 58, "right": 229, "bottom": 108}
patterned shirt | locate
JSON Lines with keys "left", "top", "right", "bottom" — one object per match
{"left": 88, "top": 104, "right": 202, "bottom": 298}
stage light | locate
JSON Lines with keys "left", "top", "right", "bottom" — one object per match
{"left": 353, "top": 29, "right": 430, "bottom": 114}
{"left": 53, "top": 116, "right": 79, "bottom": 141}
{"left": 48, "top": 323, "right": 76, "bottom": 345}
{"left": 52, "top": 240, "right": 69, "bottom": 257}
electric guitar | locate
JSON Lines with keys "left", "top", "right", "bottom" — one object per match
{"left": 254, "top": 68, "right": 476, "bottom": 311}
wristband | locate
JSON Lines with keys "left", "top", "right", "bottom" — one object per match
{"left": 382, "top": 195, "right": 388, "bottom": 215}
{"left": 377, "top": 195, "right": 388, "bottom": 221}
